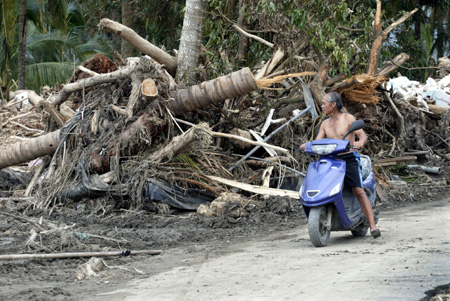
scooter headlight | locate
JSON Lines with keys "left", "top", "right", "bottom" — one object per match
{"left": 311, "top": 144, "right": 337, "bottom": 155}
{"left": 329, "top": 182, "right": 341, "bottom": 196}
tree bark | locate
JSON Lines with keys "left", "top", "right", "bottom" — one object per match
{"left": 367, "top": 1, "right": 417, "bottom": 75}
{"left": 98, "top": 18, "right": 177, "bottom": 75}
{"left": 236, "top": 0, "right": 249, "bottom": 61}
{"left": 436, "top": 9, "right": 445, "bottom": 59}
{"left": 121, "top": 0, "right": 135, "bottom": 59}
{"left": 176, "top": 0, "right": 206, "bottom": 81}
{"left": 166, "top": 67, "right": 258, "bottom": 116}
{"left": 0, "top": 130, "right": 61, "bottom": 170}
{"left": 18, "top": 0, "right": 27, "bottom": 89}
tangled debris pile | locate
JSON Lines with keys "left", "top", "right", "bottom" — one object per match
{"left": 0, "top": 16, "right": 449, "bottom": 261}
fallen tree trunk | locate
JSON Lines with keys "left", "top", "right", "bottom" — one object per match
{"left": 98, "top": 18, "right": 177, "bottom": 75}
{"left": 166, "top": 67, "right": 258, "bottom": 116}
{"left": 0, "top": 130, "right": 60, "bottom": 170}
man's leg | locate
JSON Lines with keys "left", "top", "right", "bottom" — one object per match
{"left": 352, "top": 187, "right": 377, "bottom": 230}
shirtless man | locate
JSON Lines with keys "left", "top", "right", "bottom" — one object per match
{"left": 300, "top": 92, "right": 381, "bottom": 238}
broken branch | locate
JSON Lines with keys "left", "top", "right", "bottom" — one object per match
{"left": 98, "top": 18, "right": 177, "bottom": 75}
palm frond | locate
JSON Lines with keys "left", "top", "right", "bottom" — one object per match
{"left": 26, "top": 61, "right": 74, "bottom": 92}
{"left": 66, "top": 1, "right": 85, "bottom": 28}
{"left": 1, "top": 0, "right": 18, "bottom": 46}
{"left": 24, "top": 28, "right": 68, "bottom": 63}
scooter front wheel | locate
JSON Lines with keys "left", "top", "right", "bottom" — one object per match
{"left": 308, "top": 206, "right": 330, "bottom": 247}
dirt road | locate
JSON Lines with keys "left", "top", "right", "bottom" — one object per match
{"left": 95, "top": 198, "right": 450, "bottom": 301}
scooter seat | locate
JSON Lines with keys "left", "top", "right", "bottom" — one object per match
{"left": 360, "top": 155, "right": 372, "bottom": 180}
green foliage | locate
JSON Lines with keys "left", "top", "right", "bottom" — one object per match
{"left": 0, "top": 0, "right": 113, "bottom": 93}
{"left": 175, "top": 153, "right": 201, "bottom": 171}
{"left": 243, "top": 0, "right": 375, "bottom": 75}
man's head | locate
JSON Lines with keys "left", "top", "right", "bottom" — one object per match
{"left": 321, "top": 92, "right": 343, "bottom": 115}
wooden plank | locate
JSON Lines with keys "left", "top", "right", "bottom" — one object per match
{"left": 207, "top": 175, "right": 299, "bottom": 199}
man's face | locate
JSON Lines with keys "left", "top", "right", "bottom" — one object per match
{"left": 321, "top": 95, "right": 335, "bottom": 115}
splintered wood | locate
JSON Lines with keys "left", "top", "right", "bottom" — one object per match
{"left": 338, "top": 74, "right": 387, "bottom": 104}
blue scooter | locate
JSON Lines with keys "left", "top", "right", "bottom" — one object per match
{"left": 299, "top": 120, "right": 379, "bottom": 247}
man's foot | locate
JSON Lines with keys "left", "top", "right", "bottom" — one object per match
{"left": 371, "top": 228, "right": 381, "bottom": 239}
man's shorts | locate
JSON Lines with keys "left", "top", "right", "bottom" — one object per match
{"left": 337, "top": 151, "right": 363, "bottom": 188}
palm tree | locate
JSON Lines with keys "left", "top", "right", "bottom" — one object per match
{"left": 18, "top": 0, "right": 27, "bottom": 89}
{"left": 176, "top": 0, "right": 206, "bottom": 82}
{"left": 0, "top": 0, "right": 18, "bottom": 101}
{"left": 1, "top": 0, "right": 113, "bottom": 95}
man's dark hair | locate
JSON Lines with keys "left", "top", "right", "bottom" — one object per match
{"left": 327, "top": 92, "right": 343, "bottom": 112}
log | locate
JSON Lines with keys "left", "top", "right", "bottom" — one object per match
{"left": 141, "top": 78, "right": 158, "bottom": 98}
{"left": 0, "top": 130, "right": 60, "bottom": 170}
{"left": 98, "top": 18, "right": 177, "bottom": 75}
{"left": 167, "top": 67, "right": 258, "bottom": 116}
{"left": 373, "top": 156, "right": 417, "bottom": 167}
{"left": 0, "top": 249, "right": 162, "bottom": 261}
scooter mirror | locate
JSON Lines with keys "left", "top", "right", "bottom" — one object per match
{"left": 343, "top": 120, "right": 365, "bottom": 139}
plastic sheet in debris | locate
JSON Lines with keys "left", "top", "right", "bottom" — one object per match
{"left": 423, "top": 90, "right": 450, "bottom": 107}
{"left": 142, "top": 178, "right": 215, "bottom": 210}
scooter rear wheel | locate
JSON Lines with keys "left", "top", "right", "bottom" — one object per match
{"left": 308, "top": 206, "right": 330, "bottom": 247}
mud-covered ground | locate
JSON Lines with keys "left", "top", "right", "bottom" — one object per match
{"left": 0, "top": 165, "right": 449, "bottom": 300}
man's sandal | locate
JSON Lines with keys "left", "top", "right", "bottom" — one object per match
{"left": 370, "top": 228, "right": 381, "bottom": 239}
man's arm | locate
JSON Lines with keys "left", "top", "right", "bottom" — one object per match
{"left": 353, "top": 128, "right": 368, "bottom": 149}
{"left": 315, "top": 121, "right": 327, "bottom": 140}
{"left": 300, "top": 120, "right": 327, "bottom": 150}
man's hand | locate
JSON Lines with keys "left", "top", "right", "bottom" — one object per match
{"left": 300, "top": 143, "right": 306, "bottom": 151}
{"left": 353, "top": 141, "right": 364, "bottom": 149}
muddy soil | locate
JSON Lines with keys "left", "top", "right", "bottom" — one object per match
{"left": 0, "top": 166, "right": 449, "bottom": 300}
